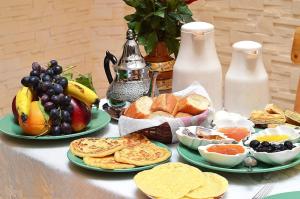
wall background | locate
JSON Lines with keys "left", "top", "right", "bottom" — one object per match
{"left": 0, "top": 0, "right": 299, "bottom": 116}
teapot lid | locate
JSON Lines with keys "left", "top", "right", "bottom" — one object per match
{"left": 118, "top": 29, "right": 146, "bottom": 70}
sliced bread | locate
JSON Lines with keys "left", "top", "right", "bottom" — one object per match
{"left": 148, "top": 111, "right": 174, "bottom": 119}
{"left": 177, "top": 94, "right": 209, "bottom": 115}
{"left": 124, "top": 96, "right": 153, "bottom": 119}
{"left": 175, "top": 112, "right": 193, "bottom": 118}
{"left": 151, "top": 94, "right": 178, "bottom": 114}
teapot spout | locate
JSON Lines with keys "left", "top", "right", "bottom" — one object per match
{"left": 149, "top": 71, "right": 159, "bottom": 97}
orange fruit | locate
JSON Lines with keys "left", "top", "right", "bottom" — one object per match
{"left": 19, "top": 101, "right": 49, "bottom": 136}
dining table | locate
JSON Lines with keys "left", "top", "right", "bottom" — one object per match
{"left": 1, "top": 99, "right": 300, "bottom": 199}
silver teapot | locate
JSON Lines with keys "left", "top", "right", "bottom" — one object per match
{"left": 104, "top": 29, "right": 158, "bottom": 107}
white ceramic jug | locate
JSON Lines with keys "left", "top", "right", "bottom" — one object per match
{"left": 172, "top": 22, "right": 223, "bottom": 110}
{"left": 224, "top": 41, "right": 269, "bottom": 116}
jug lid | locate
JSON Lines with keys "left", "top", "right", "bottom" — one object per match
{"left": 118, "top": 29, "right": 147, "bottom": 70}
{"left": 233, "top": 41, "right": 262, "bottom": 51}
{"left": 181, "top": 22, "right": 214, "bottom": 33}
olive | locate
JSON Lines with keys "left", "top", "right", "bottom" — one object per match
{"left": 250, "top": 140, "right": 260, "bottom": 149}
{"left": 278, "top": 144, "right": 285, "bottom": 151}
{"left": 284, "top": 141, "right": 294, "bottom": 150}
{"left": 261, "top": 141, "right": 270, "bottom": 147}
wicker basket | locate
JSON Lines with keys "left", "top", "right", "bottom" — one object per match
{"left": 134, "top": 122, "right": 173, "bottom": 144}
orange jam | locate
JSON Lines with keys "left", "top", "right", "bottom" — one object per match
{"left": 207, "top": 144, "right": 245, "bottom": 155}
{"left": 218, "top": 127, "right": 249, "bottom": 142}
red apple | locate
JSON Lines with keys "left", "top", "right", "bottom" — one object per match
{"left": 70, "top": 97, "right": 91, "bottom": 132}
{"left": 12, "top": 96, "right": 19, "bottom": 123}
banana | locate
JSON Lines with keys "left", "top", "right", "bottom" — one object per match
{"left": 66, "top": 80, "right": 99, "bottom": 107}
{"left": 16, "top": 87, "right": 33, "bottom": 122}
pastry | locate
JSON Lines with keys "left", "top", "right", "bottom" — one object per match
{"left": 70, "top": 137, "right": 126, "bottom": 158}
{"left": 285, "top": 109, "right": 300, "bottom": 125}
{"left": 83, "top": 156, "right": 135, "bottom": 169}
{"left": 249, "top": 110, "right": 286, "bottom": 124}
{"left": 265, "top": 104, "right": 285, "bottom": 116}
{"left": 124, "top": 96, "right": 153, "bottom": 119}
{"left": 114, "top": 143, "right": 171, "bottom": 166}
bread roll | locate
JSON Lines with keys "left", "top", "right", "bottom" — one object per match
{"left": 124, "top": 96, "right": 153, "bottom": 119}
{"left": 175, "top": 112, "right": 192, "bottom": 118}
{"left": 148, "top": 111, "right": 174, "bottom": 119}
{"left": 177, "top": 94, "right": 209, "bottom": 115}
{"left": 151, "top": 94, "right": 178, "bottom": 114}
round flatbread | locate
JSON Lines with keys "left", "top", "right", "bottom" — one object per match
{"left": 70, "top": 137, "right": 126, "bottom": 158}
{"left": 114, "top": 143, "right": 171, "bottom": 166}
{"left": 186, "top": 172, "right": 228, "bottom": 199}
{"left": 134, "top": 162, "right": 205, "bottom": 199}
{"left": 83, "top": 156, "right": 135, "bottom": 169}
{"left": 122, "top": 133, "right": 151, "bottom": 147}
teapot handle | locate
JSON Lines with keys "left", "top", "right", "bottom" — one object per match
{"left": 104, "top": 51, "right": 117, "bottom": 84}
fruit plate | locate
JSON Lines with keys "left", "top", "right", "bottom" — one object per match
{"left": 177, "top": 143, "right": 300, "bottom": 173}
{"left": 0, "top": 109, "right": 111, "bottom": 140}
{"left": 67, "top": 141, "right": 171, "bottom": 172}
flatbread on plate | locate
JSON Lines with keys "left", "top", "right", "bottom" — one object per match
{"left": 83, "top": 156, "right": 135, "bottom": 169}
{"left": 122, "top": 133, "right": 151, "bottom": 147}
{"left": 70, "top": 137, "right": 126, "bottom": 158}
{"left": 186, "top": 172, "right": 228, "bottom": 199}
{"left": 114, "top": 143, "right": 171, "bottom": 166}
{"left": 134, "top": 162, "right": 205, "bottom": 199}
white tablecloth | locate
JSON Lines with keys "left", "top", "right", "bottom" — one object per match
{"left": 1, "top": 101, "right": 300, "bottom": 199}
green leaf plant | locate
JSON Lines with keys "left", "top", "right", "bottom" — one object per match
{"left": 124, "top": 0, "right": 197, "bottom": 57}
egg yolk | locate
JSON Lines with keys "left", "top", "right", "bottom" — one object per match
{"left": 256, "top": 134, "right": 289, "bottom": 142}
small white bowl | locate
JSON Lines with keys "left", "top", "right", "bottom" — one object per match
{"left": 176, "top": 126, "right": 235, "bottom": 150}
{"left": 198, "top": 144, "right": 249, "bottom": 168}
{"left": 213, "top": 111, "right": 255, "bottom": 142}
{"left": 245, "top": 125, "right": 300, "bottom": 145}
{"left": 250, "top": 143, "right": 300, "bottom": 165}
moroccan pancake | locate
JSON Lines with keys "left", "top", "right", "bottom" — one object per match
{"left": 134, "top": 162, "right": 205, "bottom": 199}
{"left": 122, "top": 133, "right": 151, "bottom": 147}
{"left": 70, "top": 137, "right": 126, "bottom": 158}
{"left": 83, "top": 156, "right": 135, "bottom": 169}
{"left": 114, "top": 143, "right": 171, "bottom": 166}
{"left": 186, "top": 172, "right": 228, "bottom": 199}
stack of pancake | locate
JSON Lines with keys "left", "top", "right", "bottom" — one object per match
{"left": 134, "top": 162, "right": 228, "bottom": 199}
{"left": 69, "top": 133, "right": 171, "bottom": 169}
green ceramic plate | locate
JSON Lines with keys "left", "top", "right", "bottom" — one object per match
{"left": 177, "top": 143, "right": 300, "bottom": 173}
{"left": 67, "top": 141, "right": 171, "bottom": 172}
{"left": 264, "top": 191, "right": 300, "bottom": 199}
{"left": 0, "top": 109, "right": 111, "bottom": 140}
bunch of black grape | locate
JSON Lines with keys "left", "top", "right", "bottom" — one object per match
{"left": 21, "top": 60, "right": 73, "bottom": 136}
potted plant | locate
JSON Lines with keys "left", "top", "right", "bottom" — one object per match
{"left": 123, "top": 0, "right": 197, "bottom": 93}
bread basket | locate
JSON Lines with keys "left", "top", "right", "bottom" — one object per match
{"left": 118, "top": 83, "right": 214, "bottom": 144}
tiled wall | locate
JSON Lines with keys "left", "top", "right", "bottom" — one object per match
{"left": 0, "top": 0, "right": 130, "bottom": 115}
{"left": 0, "top": 0, "right": 299, "bottom": 116}
{"left": 192, "top": 0, "right": 300, "bottom": 110}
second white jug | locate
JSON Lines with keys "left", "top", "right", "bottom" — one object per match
{"left": 172, "top": 22, "right": 223, "bottom": 110}
{"left": 224, "top": 41, "right": 269, "bottom": 116}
